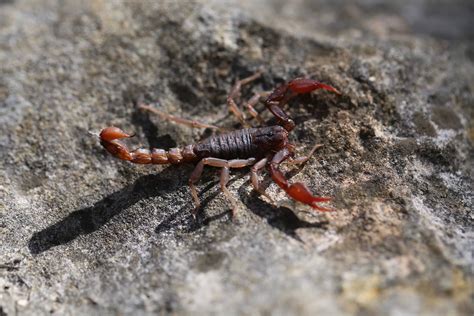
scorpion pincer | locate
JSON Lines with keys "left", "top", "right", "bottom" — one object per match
{"left": 98, "top": 73, "right": 340, "bottom": 217}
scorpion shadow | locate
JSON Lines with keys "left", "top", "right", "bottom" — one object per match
{"left": 154, "top": 172, "right": 329, "bottom": 241}
{"left": 240, "top": 189, "right": 328, "bottom": 242}
{"left": 27, "top": 171, "right": 173, "bottom": 254}
{"left": 28, "top": 153, "right": 327, "bottom": 254}
{"left": 148, "top": 166, "right": 328, "bottom": 242}
{"left": 154, "top": 175, "right": 243, "bottom": 235}
{"left": 27, "top": 167, "right": 233, "bottom": 255}
{"left": 237, "top": 163, "right": 329, "bottom": 241}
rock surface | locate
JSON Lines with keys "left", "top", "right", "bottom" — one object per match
{"left": 1, "top": 0, "right": 473, "bottom": 315}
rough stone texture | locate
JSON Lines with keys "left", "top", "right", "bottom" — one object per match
{"left": 1, "top": 1, "right": 473, "bottom": 315}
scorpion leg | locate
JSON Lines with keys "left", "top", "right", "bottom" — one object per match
{"left": 269, "top": 147, "right": 333, "bottom": 212}
{"left": 287, "top": 143, "right": 324, "bottom": 165}
{"left": 243, "top": 92, "right": 268, "bottom": 126}
{"left": 227, "top": 71, "right": 262, "bottom": 127}
{"left": 189, "top": 157, "right": 256, "bottom": 217}
{"left": 139, "top": 104, "right": 225, "bottom": 131}
{"left": 250, "top": 157, "right": 273, "bottom": 202}
{"left": 220, "top": 166, "right": 239, "bottom": 216}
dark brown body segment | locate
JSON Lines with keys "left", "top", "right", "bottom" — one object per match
{"left": 193, "top": 126, "right": 288, "bottom": 160}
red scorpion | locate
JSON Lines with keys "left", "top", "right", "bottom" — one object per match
{"left": 98, "top": 73, "right": 340, "bottom": 217}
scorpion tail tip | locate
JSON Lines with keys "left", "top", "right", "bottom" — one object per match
{"left": 99, "top": 126, "right": 134, "bottom": 142}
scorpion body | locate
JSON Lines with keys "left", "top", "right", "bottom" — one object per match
{"left": 101, "top": 125, "right": 288, "bottom": 164}
{"left": 99, "top": 74, "right": 340, "bottom": 216}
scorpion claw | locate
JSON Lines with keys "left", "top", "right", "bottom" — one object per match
{"left": 269, "top": 148, "right": 334, "bottom": 212}
{"left": 288, "top": 78, "right": 341, "bottom": 95}
{"left": 264, "top": 78, "right": 340, "bottom": 132}
{"left": 286, "top": 182, "right": 333, "bottom": 212}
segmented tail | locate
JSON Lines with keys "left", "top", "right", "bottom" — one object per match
{"left": 99, "top": 127, "right": 196, "bottom": 165}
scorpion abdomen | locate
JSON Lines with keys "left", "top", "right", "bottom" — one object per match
{"left": 193, "top": 126, "right": 288, "bottom": 160}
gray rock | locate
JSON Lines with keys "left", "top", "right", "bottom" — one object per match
{"left": 0, "top": 1, "right": 472, "bottom": 315}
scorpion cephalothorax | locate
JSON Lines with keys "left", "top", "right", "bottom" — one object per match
{"left": 98, "top": 73, "right": 340, "bottom": 216}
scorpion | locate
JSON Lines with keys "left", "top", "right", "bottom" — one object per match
{"left": 98, "top": 72, "right": 340, "bottom": 217}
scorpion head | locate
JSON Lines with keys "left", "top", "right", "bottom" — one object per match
{"left": 251, "top": 125, "right": 289, "bottom": 154}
